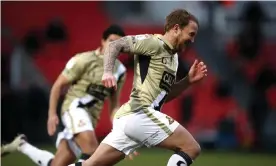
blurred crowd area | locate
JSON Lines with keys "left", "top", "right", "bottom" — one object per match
{"left": 1, "top": 1, "right": 276, "bottom": 152}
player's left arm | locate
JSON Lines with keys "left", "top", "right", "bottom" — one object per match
{"left": 108, "top": 73, "right": 126, "bottom": 121}
{"left": 166, "top": 59, "right": 207, "bottom": 103}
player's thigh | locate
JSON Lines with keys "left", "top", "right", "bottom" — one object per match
{"left": 51, "top": 139, "right": 76, "bottom": 166}
{"left": 83, "top": 143, "right": 125, "bottom": 166}
{"left": 62, "top": 105, "right": 98, "bottom": 153}
{"left": 156, "top": 124, "right": 201, "bottom": 159}
{"left": 124, "top": 108, "right": 179, "bottom": 147}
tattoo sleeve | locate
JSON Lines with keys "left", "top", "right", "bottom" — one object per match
{"left": 104, "top": 37, "right": 131, "bottom": 73}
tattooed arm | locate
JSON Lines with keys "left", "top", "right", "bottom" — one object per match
{"left": 103, "top": 34, "right": 155, "bottom": 73}
{"left": 102, "top": 34, "right": 159, "bottom": 88}
{"left": 103, "top": 37, "right": 131, "bottom": 73}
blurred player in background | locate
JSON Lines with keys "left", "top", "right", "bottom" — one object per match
{"left": 1, "top": 25, "right": 129, "bottom": 166}
{"left": 71, "top": 9, "right": 207, "bottom": 166}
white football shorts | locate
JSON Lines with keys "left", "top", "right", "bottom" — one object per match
{"left": 55, "top": 98, "right": 94, "bottom": 156}
{"left": 102, "top": 106, "right": 179, "bottom": 155}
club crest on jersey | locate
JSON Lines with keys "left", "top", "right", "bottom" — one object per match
{"left": 159, "top": 71, "right": 175, "bottom": 92}
{"left": 162, "top": 57, "right": 167, "bottom": 64}
{"left": 161, "top": 57, "right": 173, "bottom": 65}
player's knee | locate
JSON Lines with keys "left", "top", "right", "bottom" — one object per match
{"left": 75, "top": 132, "right": 98, "bottom": 154}
{"left": 191, "top": 142, "right": 201, "bottom": 158}
{"left": 80, "top": 141, "right": 97, "bottom": 155}
{"left": 179, "top": 141, "right": 201, "bottom": 159}
{"left": 83, "top": 145, "right": 97, "bottom": 155}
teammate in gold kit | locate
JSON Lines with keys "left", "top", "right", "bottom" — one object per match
{"left": 71, "top": 9, "right": 208, "bottom": 166}
{"left": 1, "top": 25, "right": 131, "bottom": 166}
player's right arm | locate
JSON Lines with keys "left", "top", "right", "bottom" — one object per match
{"left": 47, "top": 75, "right": 70, "bottom": 136}
{"left": 102, "top": 35, "right": 156, "bottom": 88}
{"left": 165, "top": 60, "right": 207, "bottom": 103}
{"left": 47, "top": 55, "right": 87, "bottom": 136}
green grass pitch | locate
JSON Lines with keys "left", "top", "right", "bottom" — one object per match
{"left": 1, "top": 145, "right": 276, "bottom": 166}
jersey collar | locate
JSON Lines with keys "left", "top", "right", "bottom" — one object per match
{"left": 155, "top": 34, "right": 177, "bottom": 54}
